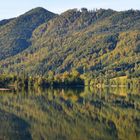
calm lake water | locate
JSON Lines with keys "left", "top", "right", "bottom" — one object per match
{"left": 0, "top": 86, "right": 140, "bottom": 140}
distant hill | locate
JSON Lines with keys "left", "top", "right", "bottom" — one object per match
{"left": 0, "top": 8, "right": 140, "bottom": 77}
{"left": 0, "top": 7, "right": 56, "bottom": 60}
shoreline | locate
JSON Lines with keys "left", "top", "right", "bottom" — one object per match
{"left": 0, "top": 88, "right": 11, "bottom": 91}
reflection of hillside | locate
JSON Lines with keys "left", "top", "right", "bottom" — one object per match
{"left": 109, "top": 87, "right": 127, "bottom": 97}
{"left": 0, "top": 110, "right": 31, "bottom": 140}
{"left": 0, "top": 87, "right": 139, "bottom": 140}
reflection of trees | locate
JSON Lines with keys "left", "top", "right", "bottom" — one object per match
{"left": 0, "top": 87, "right": 139, "bottom": 140}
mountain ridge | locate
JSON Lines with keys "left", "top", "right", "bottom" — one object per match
{"left": 0, "top": 7, "right": 140, "bottom": 78}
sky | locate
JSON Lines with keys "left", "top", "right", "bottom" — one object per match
{"left": 0, "top": 0, "right": 140, "bottom": 20}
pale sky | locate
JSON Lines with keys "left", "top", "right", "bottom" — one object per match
{"left": 0, "top": 0, "right": 140, "bottom": 20}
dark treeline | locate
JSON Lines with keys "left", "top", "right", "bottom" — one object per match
{"left": 0, "top": 70, "right": 84, "bottom": 88}
{"left": 0, "top": 69, "right": 139, "bottom": 89}
{"left": 16, "top": 70, "right": 84, "bottom": 88}
{"left": 0, "top": 75, "right": 16, "bottom": 88}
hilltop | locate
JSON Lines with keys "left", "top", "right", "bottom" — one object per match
{"left": 0, "top": 7, "right": 56, "bottom": 60}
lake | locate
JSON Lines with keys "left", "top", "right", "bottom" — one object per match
{"left": 0, "top": 86, "right": 140, "bottom": 140}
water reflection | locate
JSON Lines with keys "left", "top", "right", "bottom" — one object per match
{"left": 0, "top": 110, "right": 31, "bottom": 140}
{"left": 0, "top": 86, "right": 140, "bottom": 140}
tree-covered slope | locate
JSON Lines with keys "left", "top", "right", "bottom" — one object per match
{"left": 0, "top": 7, "right": 56, "bottom": 60}
{"left": 0, "top": 8, "right": 140, "bottom": 77}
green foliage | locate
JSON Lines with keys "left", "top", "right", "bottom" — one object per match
{"left": 0, "top": 7, "right": 56, "bottom": 60}
{"left": 0, "top": 8, "right": 140, "bottom": 78}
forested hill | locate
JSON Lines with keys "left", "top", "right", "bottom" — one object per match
{"left": 0, "top": 8, "right": 140, "bottom": 78}
{"left": 0, "top": 7, "right": 56, "bottom": 60}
